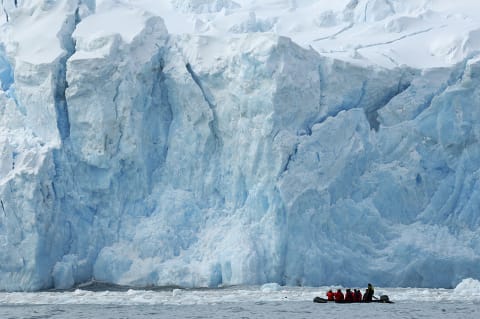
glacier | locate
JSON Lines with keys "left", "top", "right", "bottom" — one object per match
{"left": 0, "top": 0, "right": 480, "bottom": 291}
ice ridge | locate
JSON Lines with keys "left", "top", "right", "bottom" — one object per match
{"left": 0, "top": 0, "right": 479, "bottom": 291}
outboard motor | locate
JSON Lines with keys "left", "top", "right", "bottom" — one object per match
{"left": 379, "top": 295, "right": 390, "bottom": 303}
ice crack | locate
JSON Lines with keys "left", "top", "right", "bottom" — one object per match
{"left": 410, "top": 58, "right": 470, "bottom": 122}
{"left": 54, "top": 5, "right": 83, "bottom": 142}
{"left": 185, "top": 62, "right": 222, "bottom": 148}
{"left": 314, "top": 80, "right": 367, "bottom": 130}
{"left": 1, "top": 0, "right": 20, "bottom": 23}
{"left": 313, "top": 23, "right": 354, "bottom": 42}
{"left": 0, "top": 45, "right": 13, "bottom": 91}
{"left": 357, "top": 27, "right": 434, "bottom": 50}
{"left": 142, "top": 55, "right": 172, "bottom": 188}
{"left": 282, "top": 143, "right": 299, "bottom": 174}
{"left": 1, "top": 199, "right": 5, "bottom": 216}
{"left": 1, "top": 0, "right": 9, "bottom": 22}
{"left": 366, "top": 72, "right": 412, "bottom": 131}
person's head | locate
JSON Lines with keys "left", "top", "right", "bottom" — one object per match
{"left": 328, "top": 289, "right": 332, "bottom": 292}
{"left": 368, "top": 283, "right": 372, "bottom": 288}
{"left": 337, "top": 289, "right": 341, "bottom": 292}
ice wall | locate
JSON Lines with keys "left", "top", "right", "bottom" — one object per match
{"left": 1, "top": 0, "right": 480, "bottom": 291}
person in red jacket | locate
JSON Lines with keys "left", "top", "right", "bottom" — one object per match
{"left": 334, "top": 289, "right": 344, "bottom": 302}
{"left": 353, "top": 289, "right": 362, "bottom": 302}
{"left": 344, "top": 289, "right": 354, "bottom": 302}
{"left": 326, "top": 289, "right": 334, "bottom": 301}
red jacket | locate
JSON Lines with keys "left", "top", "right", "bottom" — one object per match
{"left": 345, "top": 290, "right": 354, "bottom": 302}
{"left": 326, "top": 291, "right": 334, "bottom": 301}
{"left": 335, "top": 290, "right": 344, "bottom": 302}
{"left": 354, "top": 290, "right": 363, "bottom": 302}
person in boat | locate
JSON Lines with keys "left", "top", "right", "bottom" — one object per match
{"left": 353, "top": 289, "right": 362, "bottom": 302}
{"left": 334, "top": 289, "right": 344, "bottom": 302}
{"left": 326, "top": 289, "right": 334, "bottom": 301}
{"left": 344, "top": 288, "right": 354, "bottom": 302}
{"left": 363, "top": 283, "right": 374, "bottom": 302}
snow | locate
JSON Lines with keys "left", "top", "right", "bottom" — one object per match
{"left": 3, "top": 1, "right": 480, "bottom": 67}
{"left": 125, "top": 0, "right": 480, "bottom": 69}
{"left": 1, "top": 0, "right": 480, "bottom": 292}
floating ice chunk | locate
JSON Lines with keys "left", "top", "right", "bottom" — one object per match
{"left": 173, "top": 288, "right": 183, "bottom": 296}
{"left": 261, "top": 283, "right": 281, "bottom": 292}
{"left": 454, "top": 278, "right": 480, "bottom": 296}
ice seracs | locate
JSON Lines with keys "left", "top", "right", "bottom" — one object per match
{"left": 0, "top": 0, "right": 480, "bottom": 291}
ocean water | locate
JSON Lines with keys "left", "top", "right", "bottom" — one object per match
{"left": 1, "top": 301, "right": 480, "bottom": 319}
{"left": 0, "top": 284, "right": 479, "bottom": 318}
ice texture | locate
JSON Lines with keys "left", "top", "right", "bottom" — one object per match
{"left": 0, "top": 0, "right": 480, "bottom": 291}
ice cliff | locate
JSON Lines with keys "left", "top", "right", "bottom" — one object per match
{"left": 1, "top": 0, "right": 480, "bottom": 291}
